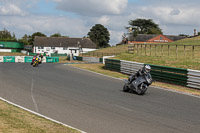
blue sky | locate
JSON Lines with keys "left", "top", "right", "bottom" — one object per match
{"left": 0, "top": 0, "right": 200, "bottom": 45}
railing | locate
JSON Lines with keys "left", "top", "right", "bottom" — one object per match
{"left": 105, "top": 58, "right": 200, "bottom": 90}
{"left": 80, "top": 52, "right": 120, "bottom": 57}
{"left": 128, "top": 44, "right": 200, "bottom": 59}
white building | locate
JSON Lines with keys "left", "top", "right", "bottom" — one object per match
{"left": 33, "top": 36, "right": 97, "bottom": 56}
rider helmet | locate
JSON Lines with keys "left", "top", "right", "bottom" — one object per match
{"left": 144, "top": 65, "right": 151, "bottom": 73}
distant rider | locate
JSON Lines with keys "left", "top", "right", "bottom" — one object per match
{"left": 128, "top": 65, "right": 151, "bottom": 85}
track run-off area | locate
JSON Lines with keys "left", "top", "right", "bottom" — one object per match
{"left": 0, "top": 63, "right": 200, "bottom": 133}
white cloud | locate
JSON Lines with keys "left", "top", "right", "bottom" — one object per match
{"left": 54, "top": 0, "right": 128, "bottom": 16}
{"left": 0, "top": 3, "right": 26, "bottom": 16}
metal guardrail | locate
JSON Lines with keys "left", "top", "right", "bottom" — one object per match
{"left": 105, "top": 58, "right": 200, "bottom": 90}
{"left": 105, "top": 59, "right": 120, "bottom": 72}
{"left": 120, "top": 60, "right": 144, "bottom": 75}
{"left": 148, "top": 64, "right": 188, "bottom": 86}
{"left": 187, "top": 69, "right": 200, "bottom": 89}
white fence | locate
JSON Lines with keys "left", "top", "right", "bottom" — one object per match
{"left": 120, "top": 60, "right": 144, "bottom": 75}
{"left": 187, "top": 69, "right": 200, "bottom": 89}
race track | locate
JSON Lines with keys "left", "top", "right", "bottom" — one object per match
{"left": 0, "top": 63, "right": 200, "bottom": 133}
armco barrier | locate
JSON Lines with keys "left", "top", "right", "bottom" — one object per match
{"left": 148, "top": 64, "right": 188, "bottom": 86}
{"left": 0, "top": 56, "right": 3, "bottom": 62}
{"left": 3, "top": 56, "right": 15, "bottom": 62}
{"left": 105, "top": 59, "right": 121, "bottom": 72}
{"left": 120, "top": 60, "right": 144, "bottom": 75}
{"left": 15, "top": 56, "right": 25, "bottom": 63}
{"left": 46, "top": 57, "right": 59, "bottom": 63}
{"left": 105, "top": 59, "right": 200, "bottom": 90}
{"left": 187, "top": 69, "right": 200, "bottom": 89}
{"left": 25, "top": 56, "right": 33, "bottom": 63}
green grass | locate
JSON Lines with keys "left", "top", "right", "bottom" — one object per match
{"left": 0, "top": 100, "right": 80, "bottom": 133}
{"left": 89, "top": 36, "right": 200, "bottom": 70}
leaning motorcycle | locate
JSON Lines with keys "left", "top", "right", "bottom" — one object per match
{"left": 123, "top": 72, "right": 153, "bottom": 95}
{"left": 32, "top": 57, "right": 39, "bottom": 67}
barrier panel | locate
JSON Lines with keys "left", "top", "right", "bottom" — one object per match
{"left": 3, "top": 56, "right": 15, "bottom": 62}
{"left": 105, "top": 59, "right": 121, "bottom": 72}
{"left": 0, "top": 56, "right": 3, "bottom": 62}
{"left": 187, "top": 69, "right": 200, "bottom": 89}
{"left": 148, "top": 64, "right": 188, "bottom": 86}
{"left": 46, "top": 57, "right": 59, "bottom": 63}
{"left": 120, "top": 60, "right": 144, "bottom": 75}
{"left": 25, "top": 56, "right": 33, "bottom": 63}
{"left": 15, "top": 56, "right": 25, "bottom": 63}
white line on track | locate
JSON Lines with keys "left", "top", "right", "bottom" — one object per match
{"left": 31, "top": 68, "right": 39, "bottom": 112}
{"left": 0, "top": 96, "right": 87, "bottom": 133}
{"left": 114, "top": 104, "right": 132, "bottom": 112}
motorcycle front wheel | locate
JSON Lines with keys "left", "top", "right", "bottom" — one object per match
{"left": 137, "top": 84, "right": 148, "bottom": 95}
{"left": 123, "top": 84, "right": 130, "bottom": 92}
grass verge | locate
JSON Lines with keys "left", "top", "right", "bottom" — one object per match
{"left": 0, "top": 99, "right": 80, "bottom": 133}
{"left": 69, "top": 63, "right": 200, "bottom": 96}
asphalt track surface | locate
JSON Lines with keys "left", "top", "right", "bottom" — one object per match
{"left": 0, "top": 63, "right": 200, "bottom": 133}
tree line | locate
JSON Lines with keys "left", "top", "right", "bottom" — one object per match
{"left": 1, "top": 18, "right": 184, "bottom": 48}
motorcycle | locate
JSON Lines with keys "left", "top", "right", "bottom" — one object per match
{"left": 32, "top": 57, "right": 40, "bottom": 67}
{"left": 123, "top": 72, "right": 153, "bottom": 95}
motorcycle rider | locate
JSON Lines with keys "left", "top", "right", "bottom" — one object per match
{"left": 31, "top": 53, "right": 41, "bottom": 65}
{"left": 128, "top": 65, "right": 151, "bottom": 85}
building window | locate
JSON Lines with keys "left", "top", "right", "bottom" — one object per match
{"left": 160, "top": 37, "right": 163, "bottom": 40}
{"left": 63, "top": 47, "right": 67, "bottom": 50}
{"left": 38, "top": 46, "right": 44, "bottom": 49}
{"left": 51, "top": 47, "right": 55, "bottom": 49}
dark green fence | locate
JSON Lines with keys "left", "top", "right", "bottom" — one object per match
{"left": 105, "top": 59, "right": 121, "bottom": 72}
{"left": 46, "top": 57, "right": 59, "bottom": 63}
{"left": 51, "top": 53, "right": 67, "bottom": 57}
{"left": 147, "top": 64, "right": 188, "bottom": 86}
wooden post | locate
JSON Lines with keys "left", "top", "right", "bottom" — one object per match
{"left": 161, "top": 45, "right": 163, "bottom": 57}
{"left": 145, "top": 44, "right": 147, "bottom": 56}
{"left": 184, "top": 45, "right": 186, "bottom": 57}
{"left": 150, "top": 45, "right": 152, "bottom": 56}
{"left": 176, "top": 45, "right": 178, "bottom": 58}
{"left": 141, "top": 44, "right": 142, "bottom": 55}
{"left": 155, "top": 45, "right": 157, "bottom": 56}
{"left": 192, "top": 45, "right": 194, "bottom": 58}
{"left": 168, "top": 45, "right": 170, "bottom": 57}
{"left": 137, "top": 45, "right": 139, "bottom": 54}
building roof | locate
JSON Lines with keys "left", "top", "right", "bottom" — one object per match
{"left": 165, "top": 35, "right": 186, "bottom": 41}
{"left": 129, "top": 34, "right": 187, "bottom": 42}
{"left": 33, "top": 36, "right": 96, "bottom": 49}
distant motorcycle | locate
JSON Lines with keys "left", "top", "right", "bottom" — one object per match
{"left": 123, "top": 72, "right": 153, "bottom": 95}
{"left": 32, "top": 57, "right": 40, "bottom": 67}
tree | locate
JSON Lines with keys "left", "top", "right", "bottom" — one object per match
{"left": 127, "top": 19, "right": 162, "bottom": 36}
{"left": 87, "top": 24, "right": 110, "bottom": 48}
{"left": 0, "top": 28, "right": 17, "bottom": 41}
{"left": 29, "top": 32, "right": 46, "bottom": 45}
{"left": 18, "top": 34, "right": 31, "bottom": 45}
{"left": 50, "top": 33, "right": 62, "bottom": 37}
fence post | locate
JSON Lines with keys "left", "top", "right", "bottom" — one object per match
{"left": 192, "top": 45, "right": 194, "bottom": 58}
{"left": 150, "top": 45, "right": 152, "bottom": 56}
{"left": 176, "top": 45, "right": 178, "bottom": 59}
{"left": 141, "top": 44, "right": 142, "bottom": 55}
{"left": 145, "top": 44, "right": 147, "bottom": 56}
{"left": 155, "top": 45, "right": 157, "bottom": 56}
{"left": 161, "top": 45, "right": 163, "bottom": 57}
{"left": 168, "top": 45, "right": 170, "bottom": 57}
{"left": 184, "top": 45, "right": 186, "bottom": 57}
